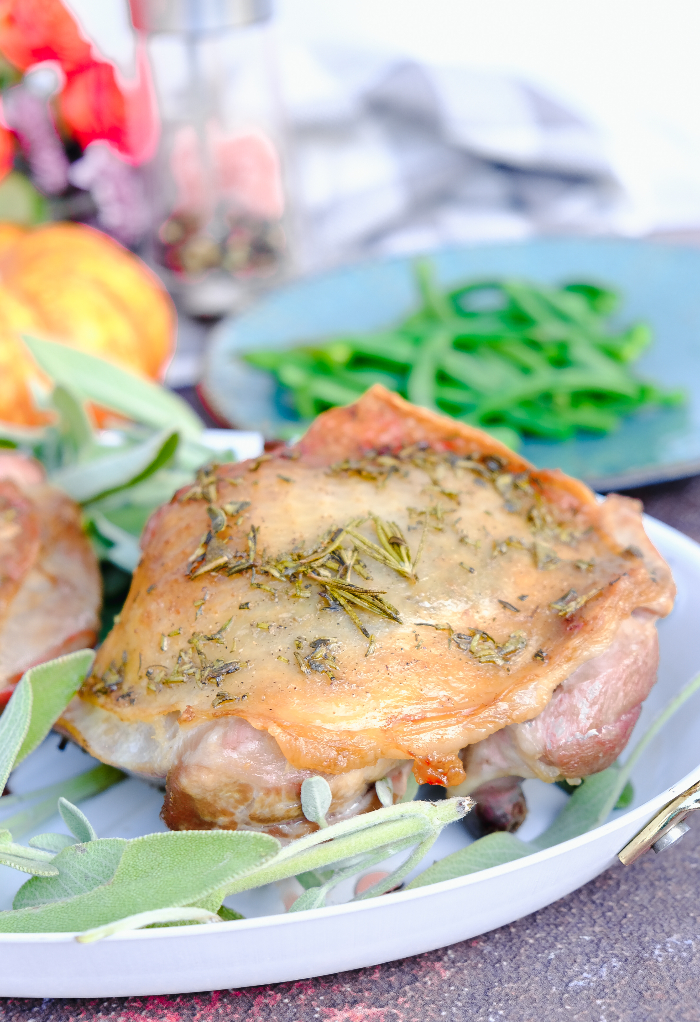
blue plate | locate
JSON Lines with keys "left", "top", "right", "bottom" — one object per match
{"left": 201, "top": 238, "right": 700, "bottom": 490}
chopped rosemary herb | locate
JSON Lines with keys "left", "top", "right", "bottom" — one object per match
{"left": 534, "top": 540, "right": 560, "bottom": 570}
{"left": 453, "top": 629, "right": 527, "bottom": 667}
{"left": 460, "top": 562, "right": 476, "bottom": 573}
{"left": 365, "top": 634, "right": 376, "bottom": 657}
{"left": 533, "top": 648, "right": 548, "bottom": 661}
{"left": 344, "top": 516, "right": 423, "bottom": 581}
{"left": 309, "top": 574, "right": 401, "bottom": 638}
{"left": 574, "top": 559, "right": 595, "bottom": 571}
{"left": 292, "top": 637, "right": 341, "bottom": 680}
{"left": 414, "top": 621, "right": 454, "bottom": 648}
{"left": 623, "top": 545, "right": 644, "bottom": 558}
{"left": 238, "top": 602, "right": 250, "bottom": 610}
{"left": 204, "top": 619, "right": 232, "bottom": 643}
{"left": 181, "top": 464, "right": 221, "bottom": 503}
{"left": 206, "top": 506, "right": 226, "bottom": 534}
{"left": 227, "top": 559, "right": 254, "bottom": 576}
{"left": 498, "top": 600, "right": 520, "bottom": 613}
{"left": 190, "top": 538, "right": 231, "bottom": 577}
{"left": 222, "top": 500, "right": 250, "bottom": 517}
{"left": 277, "top": 655, "right": 289, "bottom": 663}
{"left": 212, "top": 691, "right": 236, "bottom": 708}
{"left": 550, "top": 587, "right": 603, "bottom": 617}
{"left": 294, "top": 650, "right": 310, "bottom": 675}
{"left": 549, "top": 589, "right": 576, "bottom": 614}
{"left": 187, "top": 535, "right": 208, "bottom": 564}
{"left": 277, "top": 474, "right": 294, "bottom": 483}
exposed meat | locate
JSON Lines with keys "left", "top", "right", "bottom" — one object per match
{"left": 0, "top": 454, "right": 101, "bottom": 704}
{"left": 464, "top": 777, "right": 528, "bottom": 837}
{"left": 162, "top": 717, "right": 412, "bottom": 837}
{"left": 60, "top": 386, "right": 674, "bottom": 834}
{"left": 449, "top": 610, "right": 659, "bottom": 804}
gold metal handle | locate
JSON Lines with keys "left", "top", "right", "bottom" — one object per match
{"left": 618, "top": 779, "right": 700, "bottom": 865}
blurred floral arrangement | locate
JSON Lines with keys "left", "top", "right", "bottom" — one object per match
{"left": 0, "top": 0, "right": 158, "bottom": 243}
{"left": 0, "top": 1, "right": 176, "bottom": 427}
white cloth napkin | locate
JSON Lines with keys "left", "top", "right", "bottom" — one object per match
{"left": 281, "top": 44, "right": 626, "bottom": 271}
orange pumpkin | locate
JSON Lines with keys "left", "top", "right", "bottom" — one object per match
{"left": 0, "top": 222, "right": 175, "bottom": 425}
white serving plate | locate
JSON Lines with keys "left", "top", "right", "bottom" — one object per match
{"left": 0, "top": 515, "right": 699, "bottom": 998}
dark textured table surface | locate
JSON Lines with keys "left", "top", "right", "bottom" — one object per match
{"left": 2, "top": 477, "right": 700, "bottom": 1022}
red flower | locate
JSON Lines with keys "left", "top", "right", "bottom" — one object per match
{"left": 0, "top": 0, "right": 159, "bottom": 166}
{"left": 0, "top": 0, "right": 92, "bottom": 73}
{"left": 59, "top": 44, "right": 158, "bottom": 165}
{"left": 0, "top": 123, "right": 14, "bottom": 181}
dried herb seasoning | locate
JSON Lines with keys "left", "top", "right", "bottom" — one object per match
{"left": 453, "top": 629, "right": 527, "bottom": 667}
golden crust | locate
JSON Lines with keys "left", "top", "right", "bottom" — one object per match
{"left": 78, "top": 386, "right": 674, "bottom": 783}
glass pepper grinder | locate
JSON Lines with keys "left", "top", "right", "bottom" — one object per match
{"left": 129, "top": 0, "right": 290, "bottom": 317}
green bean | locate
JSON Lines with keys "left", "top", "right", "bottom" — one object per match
{"left": 242, "top": 259, "right": 683, "bottom": 446}
{"left": 407, "top": 327, "right": 452, "bottom": 410}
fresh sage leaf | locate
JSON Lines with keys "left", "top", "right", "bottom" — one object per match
{"left": 58, "top": 798, "right": 97, "bottom": 843}
{"left": 23, "top": 335, "right": 204, "bottom": 441}
{"left": 0, "top": 764, "right": 125, "bottom": 840}
{"left": 0, "top": 846, "right": 59, "bottom": 877}
{"left": 224, "top": 798, "right": 470, "bottom": 898}
{"left": 375, "top": 778, "right": 393, "bottom": 808}
{"left": 595, "top": 668, "right": 700, "bottom": 823}
{"left": 50, "top": 430, "right": 179, "bottom": 504}
{"left": 615, "top": 780, "right": 634, "bottom": 810}
{"left": 0, "top": 676, "right": 32, "bottom": 794}
{"left": 76, "top": 906, "right": 222, "bottom": 943}
{"left": 406, "top": 831, "right": 531, "bottom": 890}
{"left": 530, "top": 767, "right": 622, "bottom": 851}
{"left": 14, "top": 649, "right": 95, "bottom": 766}
{"left": 14, "top": 839, "right": 124, "bottom": 908}
{"left": 2, "top": 830, "right": 279, "bottom": 933}
{"left": 288, "top": 886, "right": 327, "bottom": 913}
{"left": 0, "top": 830, "right": 58, "bottom": 876}
{"left": 28, "top": 833, "right": 77, "bottom": 853}
{"left": 217, "top": 905, "right": 244, "bottom": 921}
{"left": 87, "top": 513, "right": 141, "bottom": 572}
{"left": 399, "top": 772, "right": 419, "bottom": 803}
{"left": 51, "top": 385, "right": 96, "bottom": 463}
{"left": 295, "top": 870, "right": 328, "bottom": 890}
{"left": 301, "top": 776, "right": 332, "bottom": 829}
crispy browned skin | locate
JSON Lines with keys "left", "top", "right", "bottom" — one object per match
{"left": 68, "top": 386, "right": 674, "bottom": 791}
{"left": 0, "top": 454, "right": 101, "bottom": 704}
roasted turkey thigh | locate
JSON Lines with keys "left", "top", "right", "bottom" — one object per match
{"left": 59, "top": 387, "right": 673, "bottom": 834}
{"left": 0, "top": 454, "right": 101, "bottom": 704}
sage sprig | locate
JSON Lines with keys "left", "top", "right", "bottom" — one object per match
{"left": 0, "top": 647, "right": 695, "bottom": 935}
{"left": 2, "top": 337, "right": 241, "bottom": 575}
{"left": 0, "top": 652, "right": 124, "bottom": 875}
{"left": 0, "top": 791, "right": 471, "bottom": 936}
{"left": 0, "top": 651, "right": 474, "bottom": 936}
